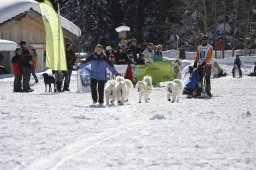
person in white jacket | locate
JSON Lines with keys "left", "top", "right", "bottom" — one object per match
{"left": 143, "top": 43, "right": 155, "bottom": 63}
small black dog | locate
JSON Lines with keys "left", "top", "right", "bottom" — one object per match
{"left": 42, "top": 73, "right": 56, "bottom": 92}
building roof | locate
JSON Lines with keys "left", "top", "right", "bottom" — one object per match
{"left": 0, "top": 0, "right": 81, "bottom": 37}
{"left": 0, "top": 39, "right": 18, "bottom": 51}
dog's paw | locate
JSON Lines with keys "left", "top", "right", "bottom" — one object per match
{"left": 171, "top": 101, "right": 175, "bottom": 103}
{"left": 118, "top": 101, "right": 121, "bottom": 104}
{"left": 139, "top": 101, "right": 141, "bottom": 103}
{"left": 168, "top": 99, "right": 171, "bottom": 102}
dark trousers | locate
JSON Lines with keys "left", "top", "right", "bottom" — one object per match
{"left": 218, "top": 70, "right": 227, "bottom": 78}
{"left": 22, "top": 67, "right": 32, "bottom": 92}
{"left": 14, "top": 76, "right": 22, "bottom": 92}
{"left": 31, "top": 68, "right": 38, "bottom": 82}
{"left": 90, "top": 78, "right": 106, "bottom": 103}
{"left": 232, "top": 66, "right": 242, "bottom": 77}
{"left": 197, "top": 66, "right": 211, "bottom": 93}
{"left": 63, "top": 69, "right": 72, "bottom": 86}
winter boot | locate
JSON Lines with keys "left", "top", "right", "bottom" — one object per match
{"left": 193, "top": 88, "right": 202, "bottom": 97}
{"left": 205, "top": 84, "right": 212, "bottom": 97}
{"left": 56, "top": 82, "right": 62, "bottom": 92}
{"left": 63, "top": 83, "right": 69, "bottom": 92}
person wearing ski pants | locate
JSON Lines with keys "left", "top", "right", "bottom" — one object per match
{"left": 78, "top": 44, "right": 119, "bottom": 104}
{"left": 193, "top": 35, "right": 213, "bottom": 97}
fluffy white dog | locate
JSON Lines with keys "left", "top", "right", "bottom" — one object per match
{"left": 166, "top": 79, "right": 184, "bottom": 103}
{"left": 115, "top": 76, "right": 133, "bottom": 105}
{"left": 135, "top": 76, "right": 153, "bottom": 103}
{"left": 104, "top": 79, "right": 117, "bottom": 105}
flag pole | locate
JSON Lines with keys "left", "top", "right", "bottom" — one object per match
{"left": 57, "top": 0, "right": 61, "bottom": 91}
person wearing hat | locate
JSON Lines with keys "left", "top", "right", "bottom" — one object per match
{"left": 105, "top": 46, "right": 116, "bottom": 63}
{"left": 193, "top": 35, "right": 213, "bottom": 97}
{"left": 62, "top": 43, "right": 77, "bottom": 91}
{"left": 153, "top": 45, "right": 163, "bottom": 61}
{"left": 78, "top": 44, "right": 119, "bottom": 105}
{"left": 105, "top": 46, "right": 112, "bottom": 58}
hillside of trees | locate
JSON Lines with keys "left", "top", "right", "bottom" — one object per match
{"left": 36, "top": 0, "right": 256, "bottom": 52}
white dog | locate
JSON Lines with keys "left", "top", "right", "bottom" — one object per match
{"left": 135, "top": 76, "right": 153, "bottom": 103}
{"left": 104, "top": 79, "right": 117, "bottom": 105}
{"left": 166, "top": 79, "right": 184, "bottom": 103}
{"left": 115, "top": 76, "right": 133, "bottom": 105}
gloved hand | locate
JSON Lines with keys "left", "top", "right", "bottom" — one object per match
{"left": 200, "top": 61, "right": 206, "bottom": 66}
{"left": 116, "top": 73, "right": 121, "bottom": 76}
{"left": 193, "top": 62, "right": 198, "bottom": 68}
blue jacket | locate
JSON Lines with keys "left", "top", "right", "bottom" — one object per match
{"left": 234, "top": 58, "right": 241, "bottom": 67}
{"left": 78, "top": 53, "right": 118, "bottom": 80}
{"left": 184, "top": 69, "right": 199, "bottom": 90}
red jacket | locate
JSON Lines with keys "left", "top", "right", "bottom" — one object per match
{"left": 12, "top": 56, "right": 22, "bottom": 76}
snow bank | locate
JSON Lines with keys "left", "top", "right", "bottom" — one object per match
{"left": 163, "top": 49, "right": 243, "bottom": 60}
{"left": 1, "top": 70, "right": 256, "bottom": 170}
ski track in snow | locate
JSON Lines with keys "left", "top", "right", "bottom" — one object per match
{"left": 0, "top": 66, "right": 256, "bottom": 170}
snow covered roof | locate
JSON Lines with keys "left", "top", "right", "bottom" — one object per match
{"left": 0, "top": 0, "right": 81, "bottom": 37}
{"left": 0, "top": 39, "right": 18, "bottom": 51}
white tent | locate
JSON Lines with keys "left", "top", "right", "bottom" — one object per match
{"left": 115, "top": 26, "right": 130, "bottom": 33}
{"left": 0, "top": 0, "right": 81, "bottom": 37}
{"left": 0, "top": 39, "right": 17, "bottom": 51}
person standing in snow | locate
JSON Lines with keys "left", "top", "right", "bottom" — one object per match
{"left": 78, "top": 44, "right": 119, "bottom": 105}
{"left": 153, "top": 45, "right": 163, "bottom": 61}
{"left": 31, "top": 49, "right": 39, "bottom": 83}
{"left": 193, "top": 35, "right": 213, "bottom": 97}
{"left": 105, "top": 46, "right": 116, "bottom": 64}
{"left": 115, "top": 46, "right": 128, "bottom": 65}
{"left": 20, "top": 41, "right": 33, "bottom": 92}
{"left": 126, "top": 49, "right": 136, "bottom": 64}
{"left": 63, "top": 43, "right": 76, "bottom": 91}
{"left": 12, "top": 48, "right": 23, "bottom": 92}
{"left": 174, "top": 59, "right": 182, "bottom": 79}
{"left": 128, "top": 38, "right": 140, "bottom": 62}
{"left": 232, "top": 55, "right": 242, "bottom": 78}
{"left": 143, "top": 43, "right": 155, "bottom": 63}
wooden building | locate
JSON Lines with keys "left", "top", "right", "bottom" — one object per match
{"left": 0, "top": 0, "right": 81, "bottom": 74}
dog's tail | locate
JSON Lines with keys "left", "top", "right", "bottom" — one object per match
{"left": 116, "top": 76, "right": 125, "bottom": 84}
{"left": 174, "top": 79, "right": 184, "bottom": 89}
{"left": 143, "top": 76, "right": 152, "bottom": 85}
{"left": 124, "top": 79, "right": 133, "bottom": 90}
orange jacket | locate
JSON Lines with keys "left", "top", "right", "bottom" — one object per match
{"left": 195, "top": 44, "right": 213, "bottom": 67}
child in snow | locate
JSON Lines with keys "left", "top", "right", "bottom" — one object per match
{"left": 174, "top": 59, "right": 182, "bottom": 79}
{"left": 212, "top": 62, "right": 227, "bottom": 78}
{"left": 232, "top": 55, "right": 242, "bottom": 78}
{"left": 12, "top": 48, "right": 23, "bottom": 92}
{"left": 78, "top": 44, "right": 119, "bottom": 105}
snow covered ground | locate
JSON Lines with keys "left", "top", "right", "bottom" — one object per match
{"left": 0, "top": 64, "right": 256, "bottom": 170}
